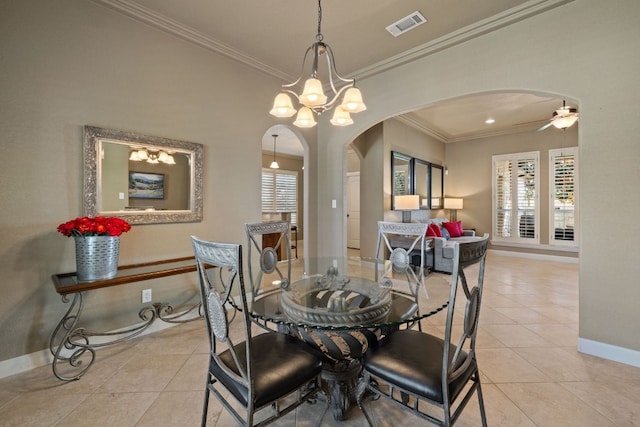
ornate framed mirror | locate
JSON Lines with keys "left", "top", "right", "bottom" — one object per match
{"left": 84, "top": 126, "right": 203, "bottom": 225}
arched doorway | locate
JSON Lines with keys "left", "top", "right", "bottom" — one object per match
{"left": 261, "top": 124, "right": 309, "bottom": 257}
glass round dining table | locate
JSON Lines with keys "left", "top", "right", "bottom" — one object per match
{"left": 247, "top": 256, "right": 452, "bottom": 421}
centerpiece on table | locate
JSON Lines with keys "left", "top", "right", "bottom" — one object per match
{"left": 57, "top": 216, "right": 131, "bottom": 282}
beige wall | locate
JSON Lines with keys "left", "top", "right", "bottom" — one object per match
{"left": 446, "top": 125, "right": 579, "bottom": 256}
{"left": 0, "top": 0, "right": 293, "bottom": 361}
{"left": 316, "top": 0, "right": 640, "bottom": 354}
{"left": 1, "top": 0, "right": 639, "bottom": 371}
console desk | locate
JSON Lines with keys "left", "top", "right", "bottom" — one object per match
{"left": 50, "top": 256, "right": 204, "bottom": 381}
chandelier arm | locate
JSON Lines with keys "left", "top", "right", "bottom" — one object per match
{"left": 316, "top": 85, "right": 352, "bottom": 113}
{"left": 322, "top": 43, "right": 355, "bottom": 95}
{"left": 281, "top": 44, "right": 316, "bottom": 90}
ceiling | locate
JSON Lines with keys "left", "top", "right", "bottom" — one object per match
{"left": 94, "top": 0, "right": 576, "bottom": 156}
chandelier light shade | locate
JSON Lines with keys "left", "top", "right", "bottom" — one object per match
{"left": 270, "top": 134, "right": 280, "bottom": 169}
{"left": 269, "top": 0, "right": 366, "bottom": 128}
{"left": 129, "top": 148, "right": 175, "bottom": 165}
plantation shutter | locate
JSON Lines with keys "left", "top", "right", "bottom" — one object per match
{"left": 262, "top": 169, "right": 298, "bottom": 226}
{"left": 549, "top": 147, "right": 578, "bottom": 246}
{"left": 493, "top": 152, "right": 539, "bottom": 243}
{"left": 494, "top": 159, "right": 512, "bottom": 238}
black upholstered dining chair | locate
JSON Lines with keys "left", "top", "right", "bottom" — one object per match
{"left": 357, "top": 234, "right": 490, "bottom": 427}
{"left": 375, "top": 221, "right": 429, "bottom": 330}
{"left": 191, "top": 236, "right": 327, "bottom": 427}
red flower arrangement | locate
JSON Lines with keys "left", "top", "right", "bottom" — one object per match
{"left": 57, "top": 216, "right": 131, "bottom": 237}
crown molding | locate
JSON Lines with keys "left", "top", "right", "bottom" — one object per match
{"left": 354, "top": 0, "right": 574, "bottom": 80}
{"left": 91, "top": 0, "right": 293, "bottom": 81}
{"left": 393, "top": 115, "right": 449, "bottom": 143}
{"left": 395, "top": 114, "right": 549, "bottom": 144}
{"left": 93, "top": 0, "right": 573, "bottom": 84}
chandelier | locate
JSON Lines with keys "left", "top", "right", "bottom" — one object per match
{"left": 269, "top": 0, "right": 366, "bottom": 128}
{"left": 129, "top": 148, "right": 175, "bottom": 164}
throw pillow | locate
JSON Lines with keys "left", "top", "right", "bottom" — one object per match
{"left": 440, "top": 225, "right": 451, "bottom": 239}
{"left": 426, "top": 223, "right": 441, "bottom": 237}
{"left": 443, "top": 221, "right": 463, "bottom": 238}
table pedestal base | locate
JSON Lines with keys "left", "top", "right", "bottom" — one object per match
{"left": 321, "top": 359, "right": 362, "bottom": 421}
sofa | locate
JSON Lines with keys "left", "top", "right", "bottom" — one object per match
{"left": 389, "top": 218, "right": 482, "bottom": 274}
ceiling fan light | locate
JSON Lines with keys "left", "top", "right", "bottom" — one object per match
{"left": 330, "top": 106, "right": 353, "bottom": 126}
{"left": 129, "top": 151, "right": 141, "bottom": 161}
{"left": 299, "top": 78, "right": 327, "bottom": 107}
{"left": 270, "top": 93, "right": 296, "bottom": 118}
{"left": 293, "top": 107, "right": 317, "bottom": 128}
{"left": 341, "top": 87, "right": 366, "bottom": 113}
{"left": 270, "top": 160, "right": 280, "bottom": 169}
{"left": 552, "top": 114, "right": 578, "bottom": 129}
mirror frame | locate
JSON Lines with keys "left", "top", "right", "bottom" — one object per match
{"left": 84, "top": 126, "right": 203, "bottom": 225}
{"left": 430, "top": 163, "right": 444, "bottom": 209}
{"left": 391, "top": 151, "right": 413, "bottom": 209}
{"left": 390, "top": 151, "right": 445, "bottom": 210}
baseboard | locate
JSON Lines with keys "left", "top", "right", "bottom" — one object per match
{"left": 488, "top": 249, "right": 578, "bottom": 264}
{"left": 0, "top": 314, "right": 185, "bottom": 380}
{"left": 577, "top": 338, "right": 640, "bottom": 368}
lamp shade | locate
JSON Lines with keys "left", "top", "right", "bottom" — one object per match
{"left": 300, "top": 78, "right": 327, "bottom": 107}
{"left": 341, "top": 87, "right": 367, "bottom": 113}
{"left": 330, "top": 106, "right": 353, "bottom": 126}
{"left": 444, "top": 198, "right": 463, "bottom": 210}
{"left": 293, "top": 107, "right": 317, "bottom": 128}
{"left": 395, "top": 195, "right": 420, "bottom": 211}
{"left": 270, "top": 93, "right": 296, "bottom": 118}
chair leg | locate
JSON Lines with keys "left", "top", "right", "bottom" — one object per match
{"left": 201, "top": 384, "right": 210, "bottom": 427}
{"left": 476, "top": 379, "right": 488, "bottom": 427}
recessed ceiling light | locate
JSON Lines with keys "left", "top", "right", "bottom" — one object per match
{"left": 485, "top": 118, "right": 495, "bottom": 124}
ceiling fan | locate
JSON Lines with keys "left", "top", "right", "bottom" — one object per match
{"left": 537, "top": 100, "right": 579, "bottom": 131}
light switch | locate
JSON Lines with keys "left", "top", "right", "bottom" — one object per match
{"left": 119, "top": 192, "right": 125, "bottom": 200}
{"left": 331, "top": 199, "right": 337, "bottom": 208}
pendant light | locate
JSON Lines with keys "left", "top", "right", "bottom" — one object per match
{"left": 270, "top": 134, "right": 280, "bottom": 169}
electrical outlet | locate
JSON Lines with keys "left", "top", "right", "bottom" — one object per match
{"left": 142, "top": 289, "right": 152, "bottom": 303}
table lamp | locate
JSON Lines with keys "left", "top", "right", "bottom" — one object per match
{"left": 444, "top": 198, "right": 463, "bottom": 221}
{"left": 395, "top": 195, "right": 420, "bottom": 223}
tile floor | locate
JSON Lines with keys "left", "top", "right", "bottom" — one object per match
{"left": 2, "top": 252, "right": 640, "bottom": 426}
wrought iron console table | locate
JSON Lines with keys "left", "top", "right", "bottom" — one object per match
{"left": 50, "top": 256, "right": 205, "bottom": 381}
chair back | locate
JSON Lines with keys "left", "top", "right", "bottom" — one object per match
{"left": 191, "top": 237, "right": 252, "bottom": 389}
{"left": 375, "top": 221, "right": 428, "bottom": 290}
{"left": 442, "top": 234, "right": 489, "bottom": 391}
{"left": 245, "top": 221, "right": 291, "bottom": 301}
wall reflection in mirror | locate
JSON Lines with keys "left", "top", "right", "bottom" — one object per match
{"left": 84, "top": 126, "right": 203, "bottom": 224}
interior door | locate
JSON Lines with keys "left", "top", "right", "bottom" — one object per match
{"left": 347, "top": 173, "right": 360, "bottom": 249}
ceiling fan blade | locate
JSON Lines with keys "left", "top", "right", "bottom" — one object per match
{"left": 536, "top": 121, "right": 553, "bottom": 132}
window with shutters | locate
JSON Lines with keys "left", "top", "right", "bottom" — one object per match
{"left": 549, "top": 147, "right": 578, "bottom": 247}
{"left": 492, "top": 152, "right": 539, "bottom": 244}
{"left": 261, "top": 169, "right": 297, "bottom": 225}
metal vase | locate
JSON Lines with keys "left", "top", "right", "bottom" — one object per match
{"left": 74, "top": 236, "right": 120, "bottom": 282}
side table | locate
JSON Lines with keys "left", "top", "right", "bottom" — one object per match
{"left": 50, "top": 256, "right": 207, "bottom": 381}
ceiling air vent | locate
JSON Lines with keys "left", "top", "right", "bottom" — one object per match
{"left": 386, "top": 11, "right": 427, "bottom": 37}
